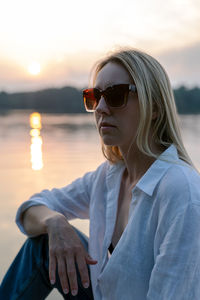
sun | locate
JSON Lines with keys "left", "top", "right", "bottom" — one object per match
{"left": 28, "top": 61, "right": 41, "bottom": 76}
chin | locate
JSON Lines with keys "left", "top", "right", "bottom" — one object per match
{"left": 101, "top": 136, "right": 119, "bottom": 146}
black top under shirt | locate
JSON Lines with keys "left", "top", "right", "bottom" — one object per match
{"left": 108, "top": 243, "right": 115, "bottom": 254}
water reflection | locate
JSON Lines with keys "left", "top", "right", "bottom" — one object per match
{"left": 29, "top": 112, "right": 43, "bottom": 170}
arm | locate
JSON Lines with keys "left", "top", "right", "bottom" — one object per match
{"left": 16, "top": 162, "right": 107, "bottom": 234}
{"left": 147, "top": 203, "right": 200, "bottom": 300}
{"left": 22, "top": 205, "right": 97, "bottom": 296}
{"left": 22, "top": 204, "right": 63, "bottom": 236}
{"left": 16, "top": 163, "right": 107, "bottom": 295}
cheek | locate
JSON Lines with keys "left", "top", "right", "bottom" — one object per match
{"left": 121, "top": 113, "right": 140, "bottom": 136}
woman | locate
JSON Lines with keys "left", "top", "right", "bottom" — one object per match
{"left": 1, "top": 48, "right": 200, "bottom": 300}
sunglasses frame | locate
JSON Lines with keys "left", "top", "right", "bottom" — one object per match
{"left": 83, "top": 84, "right": 137, "bottom": 112}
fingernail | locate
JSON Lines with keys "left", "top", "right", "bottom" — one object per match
{"left": 83, "top": 282, "right": 89, "bottom": 288}
{"left": 71, "top": 289, "right": 77, "bottom": 296}
{"left": 64, "top": 288, "right": 69, "bottom": 294}
{"left": 50, "top": 279, "right": 55, "bottom": 285}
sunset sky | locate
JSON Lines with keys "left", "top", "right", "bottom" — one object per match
{"left": 0, "top": 0, "right": 199, "bottom": 92}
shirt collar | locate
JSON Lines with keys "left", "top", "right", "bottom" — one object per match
{"left": 107, "top": 144, "right": 180, "bottom": 197}
{"left": 136, "top": 144, "right": 179, "bottom": 196}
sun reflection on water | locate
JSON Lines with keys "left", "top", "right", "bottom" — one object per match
{"left": 29, "top": 112, "right": 43, "bottom": 170}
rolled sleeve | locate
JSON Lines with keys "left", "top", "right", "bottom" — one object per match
{"left": 147, "top": 203, "right": 200, "bottom": 300}
{"left": 15, "top": 168, "right": 98, "bottom": 235}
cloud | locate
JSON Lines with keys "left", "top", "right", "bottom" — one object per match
{"left": 1, "top": 43, "right": 200, "bottom": 93}
{"left": 156, "top": 42, "right": 200, "bottom": 87}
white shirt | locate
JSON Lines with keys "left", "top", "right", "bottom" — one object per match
{"left": 16, "top": 145, "right": 200, "bottom": 300}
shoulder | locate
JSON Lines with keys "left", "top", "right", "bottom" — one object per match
{"left": 154, "top": 163, "right": 200, "bottom": 222}
{"left": 82, "top": 160, "right": 109, "bottom": 179}
{"left": 151, "top": 163, "right": 200, "bottom": 243}
{"left": 80, "top": 160, "right": 115, "bottom": 188}
{"left": 158, "top": 163, "right": 200, "bottom": 200}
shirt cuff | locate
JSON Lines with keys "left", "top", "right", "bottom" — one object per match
{"left": 15, "top": 200, "right": 45, "bottom": 235}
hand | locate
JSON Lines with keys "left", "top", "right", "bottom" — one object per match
{"left": 46, "top": 215, "right": 97, "bottom": 296}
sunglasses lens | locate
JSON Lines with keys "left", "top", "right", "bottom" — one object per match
{"left": 83, "top": 88, "right": 99, "bottom": 111}
{"left": 83, "top": 85, "right": 131, "bottom": 111}
{"left": 105, "top": 85, "right": 128, "bottom": 107}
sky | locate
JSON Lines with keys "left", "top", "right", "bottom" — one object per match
{"left": 0, "top": 0, "right": 199, "bottom": 92}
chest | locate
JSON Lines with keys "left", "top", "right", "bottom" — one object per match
{"left": 96, "top": 195, "right": 157, "bottom": 299}
{"left": 111, "top": 181, "right": 134, "bottom": 246}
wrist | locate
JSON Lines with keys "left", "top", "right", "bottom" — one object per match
{"left": 44, "top": 213, "right": 69, "bottom": 234}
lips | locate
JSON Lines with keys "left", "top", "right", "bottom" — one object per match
{"left": 99, "top": 122, "right": 116, "bottom": 128}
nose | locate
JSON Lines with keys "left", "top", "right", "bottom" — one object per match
{"left": 95, "top": 96, "right": 110, "bottom": 115}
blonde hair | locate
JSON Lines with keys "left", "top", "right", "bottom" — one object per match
{"left": 92, "top": 48, "right": 194, "bottom": 167}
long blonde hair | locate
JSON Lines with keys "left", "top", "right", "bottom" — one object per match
{"left": 92, "top": 48, "right": 194, "bottom": 166}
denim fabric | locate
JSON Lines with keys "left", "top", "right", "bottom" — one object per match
{"left": 0, "top": 229, "right": 94, "bottom": 300}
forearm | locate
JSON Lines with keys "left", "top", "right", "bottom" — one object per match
{"left": 22, "top": 205, "right": 68, "bottom": 236}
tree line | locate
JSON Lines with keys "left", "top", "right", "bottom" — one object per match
{"left": 0, "top": 85, "right": 199, "bottom": 114}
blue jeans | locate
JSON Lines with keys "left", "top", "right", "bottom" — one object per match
{"left": 0, "top": 228, "right": 94, "bottom": 300}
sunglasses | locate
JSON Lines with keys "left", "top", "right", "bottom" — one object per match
{"left": 83, "top": 84, "right": 137, "bottom": 112}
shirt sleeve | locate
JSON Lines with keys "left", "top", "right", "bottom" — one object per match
{"left": 147, "top": 203, "right": 200, "bottom": 300}
{"left": 16, "top": 162, "right": 107, "bottom": 235}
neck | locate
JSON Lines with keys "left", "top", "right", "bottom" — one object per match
{"left": 119, "top": 143, "right": 163, "bottom": 187}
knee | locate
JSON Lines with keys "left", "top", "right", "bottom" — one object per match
{"left": 23, "top": 234, "right": 49, "bottom": 264}
{"left": 29, "top": 233, "right": 49, "bottom": 245}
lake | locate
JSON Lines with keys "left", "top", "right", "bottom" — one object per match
{"left": 0, "top": 110, "right": 200, "bottom": 299}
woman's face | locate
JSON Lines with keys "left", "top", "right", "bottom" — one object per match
{"left": 94, "top": 62, "right": 140, "bottom": 152}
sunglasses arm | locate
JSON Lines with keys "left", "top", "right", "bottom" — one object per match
{"left": 129, "top": 84, "right": 137, "bottom": 93}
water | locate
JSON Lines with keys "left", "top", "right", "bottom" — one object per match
{"left": 0, "top": 110, "right": 200, "bottom": 299}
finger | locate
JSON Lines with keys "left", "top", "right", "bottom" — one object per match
{"left": 57, "top": 257, "right": 69, "bottom": 295}
{"left": 76, "top": 252, "right": 90, "bottom": 288}
{"left": 66, "top": 254, "right": 78, "bottom": 296}
{"left": 49, "top": 252, "right": 56, "bottom": 285}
